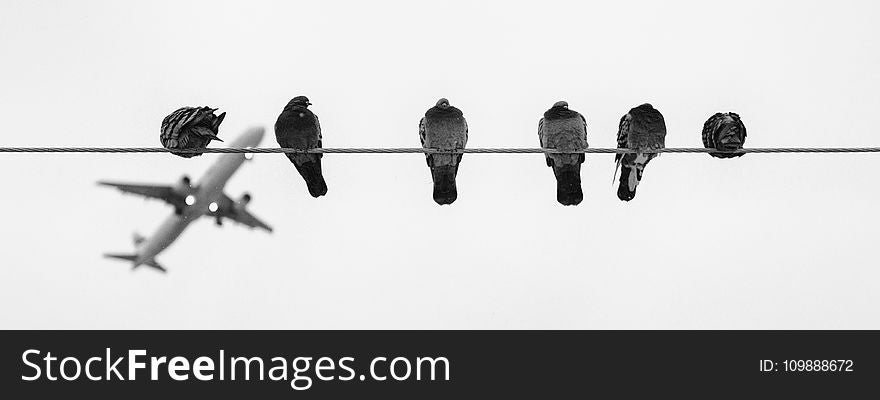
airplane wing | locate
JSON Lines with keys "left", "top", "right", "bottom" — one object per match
{"left": 97, "top": 181, "right": 187, "bottom": 209}
{"left": 210, "top": 193, "right": 273, "bottom": 233}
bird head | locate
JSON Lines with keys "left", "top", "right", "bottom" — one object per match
{"left": 553, "top": 100, "right": 569, "bottom": 109}
{"left": 290, "top": 96, "right": 312, "bottom": 108}
{"left": 435, "top": 98, "right": 450, "bottom": 109}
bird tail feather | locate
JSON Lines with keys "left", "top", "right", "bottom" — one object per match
{"left": 612, "top": 157, "right": 623, "bottom": 186}
{"left": 431, "top": 165, "right": 458, "bottom": 205}
{"left": 554, "top": 165, "right": 583, "bottom": 206}
{"left": 293, "top": 158, "right": 328, "bottom": 198}
{"left": 617, "top": 165, "right": 638, "bottom": 201}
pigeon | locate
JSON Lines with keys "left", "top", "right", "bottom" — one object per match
{"left": 160, "top": 106, "right": 225, "bottom": 158}
{"left": 702, "top": 112, "right": 746, "bottom": 158}
{"left": 615, "top": 103, "right": 666, "bottom": 201}
{"left": 538, "top": 101, "right": 588, "bottom": 206}
{"left": 274, "top": 96, "right": 328, "bottom": 197}
{"left": 419, "top": 98, "right": 468, "bottom": 205}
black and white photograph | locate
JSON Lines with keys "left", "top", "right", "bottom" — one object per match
{"left": 1, "top": 0, "right": 878, "bottom": 395}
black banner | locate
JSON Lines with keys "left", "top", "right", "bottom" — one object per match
{"left": 1, "top": 331, "right": 876, "bottom": 396}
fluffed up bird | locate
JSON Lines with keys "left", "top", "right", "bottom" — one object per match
{"left": 538, "top": 101, "right": 588, "bottom": 206}
{"left": 160, "top": 106, "right": 225, "bottom": 158}
{"left": 275, "top": 96, "right": 328, "bottom": 198}
{"left": 615, "top": 103, "right": 666, "bottom": 201}
{"left": 702, "top": 112, "right": 746, "bottom": 158}
{"left": 419, "top": 98, "right": 469, "bottom": 205}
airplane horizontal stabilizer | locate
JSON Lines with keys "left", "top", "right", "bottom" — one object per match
{"left": 104, "top": 253, "right": 137, "bottom": 263}
{"left": 103, "top": 253, "right": 167, "bottom": 273}
{"left": 132, "top": 233, "right": 146, "bottom": 247}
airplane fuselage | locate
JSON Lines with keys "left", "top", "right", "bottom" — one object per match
{"left": 133, "top": 127, "right": 264, "bottom": 267}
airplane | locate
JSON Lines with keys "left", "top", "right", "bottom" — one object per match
{"left": 99, "top": 127, "right": 272, "bottom": 273}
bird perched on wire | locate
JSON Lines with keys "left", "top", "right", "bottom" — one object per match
{"left": 275, "top": 96, "right": 328, "bottom": 197}
{"left": 538, "top": 101, "right": 588, "bottom": 206}
{"left": 160, "top": 106, "right": 225, "bottom": 158}
{"left": 702, "top": 112, "right": 746, "bottom": 158}
{"left": 615, "top": 103, "right": 666, "bottom": 201}
{"left": 419, "top": 98, "right": 468, "bottom": 205}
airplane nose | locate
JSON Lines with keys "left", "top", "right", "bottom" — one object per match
{"left": 244, "top": 126, "right": 265, "bottom": 145}
{"left": 231, "top": 126, "right": 265, "bottom": 148}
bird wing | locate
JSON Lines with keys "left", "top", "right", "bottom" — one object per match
{"left": 161, "top": 107, "right": 206, "bottom": 140}
{"left": 160, "top": 108, "right": 188, "bottom": 141}
{"left": 580, "top": 113, "right": 589, "bottom": 148}
{"left": 615, "top": 113, "right": 630, "bottom": 164}
{"left": 612, "top": 113, "right": 631, "bottom": 183}
{"left": 419, "top": 117, "right": 427, "bottom": 148}
{"left": 315, "top": 113, "right": 322, "bottom": 143}
{"left": 731, "top": 113, "right": 747, "bottom": 140}
{"left": 538, "top": 117, "right": 546, "bottom": 148}
{"left": 459, "top": 116, "right": 468, "bottom": 164}
{"left": 462, "top": 117, "right": 468, "bottom": 147}
{"left": 538, "top": 117, "right": 554, "bottom": 166}
{"left": 702, "top": 113, "right": 721, "bottom": 149}
{"left": 314, "top": 113, "right": 323, "bottom": 159}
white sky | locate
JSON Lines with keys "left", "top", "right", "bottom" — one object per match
{"left": 1, "top": 0, "right": 879, "bottom": 329}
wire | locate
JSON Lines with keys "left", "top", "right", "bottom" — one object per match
{"left": 0, "top": 147, "right": 879, "bottom": 154}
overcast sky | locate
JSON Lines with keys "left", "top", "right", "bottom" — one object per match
{"left": 1, "top": 0, "right": 879, "bottom": 329}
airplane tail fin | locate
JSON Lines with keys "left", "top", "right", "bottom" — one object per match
{"left": 132, "top": 233, "right": 146, "bottom": 247}
{"left": 103, "top": 253, "right": 167, "bottom": 273}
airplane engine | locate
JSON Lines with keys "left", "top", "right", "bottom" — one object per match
{"left": 173, "top": 175, "right": 193, "bottom": 196}
{"left": 236, "top": 193, "right": 252, "bottom": 210}
{"left": 171, "top": 175, "right": 194, "bottom": 215}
